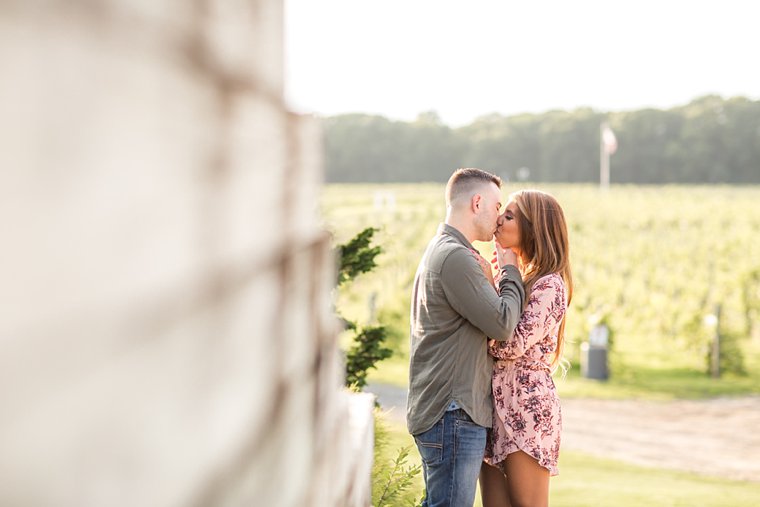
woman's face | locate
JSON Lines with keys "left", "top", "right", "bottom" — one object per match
{"left": 495, "top": 200, "right": 521, "bottom": 252}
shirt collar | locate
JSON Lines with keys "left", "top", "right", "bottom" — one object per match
{"left": 438, "top": 223, "right": 476, "bottom": 251}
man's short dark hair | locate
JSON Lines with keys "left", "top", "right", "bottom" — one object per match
{"left": 445, "top": 168, "right": 502, "bottom": 205}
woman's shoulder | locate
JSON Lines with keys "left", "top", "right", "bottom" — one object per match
{"left": 534, "top": 272, "right": 564, "bottom": 290}
{"left": 530, "top": 273, "right": 566, "bottom": 303}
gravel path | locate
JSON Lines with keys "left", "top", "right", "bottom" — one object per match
{"left": 367, "top": 383, "right": 760, "bottom": 482}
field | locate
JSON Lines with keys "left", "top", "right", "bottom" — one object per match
{"left": 325, "top": 183, "right": 760, "bottom": 504}
{"left": 321, "top": 183, "right": 760, "bottom": 398}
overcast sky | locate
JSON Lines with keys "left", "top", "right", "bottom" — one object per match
{"left": 284, "top": 0, "right": 760, "bottom": 126}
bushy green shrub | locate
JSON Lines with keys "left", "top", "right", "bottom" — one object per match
{"left": 336, "top": 227, "right": 393, "bottom": 389}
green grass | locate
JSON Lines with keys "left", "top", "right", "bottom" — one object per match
{"left": 556, "top": 363, "right": 760, "bottom": 400}
{"left": 378, "top": 417, "right": 760, "bottom": 507}
{"left": 368, "top": 340, "right": 760, "bottom": 400}
{"left": 551, "top": 452, "right": 760, "bottom": 507}
{"left": 367, "top": 356, "right": 410, "bottom": 388}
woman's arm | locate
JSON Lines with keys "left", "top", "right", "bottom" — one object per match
{"left": 489, "top": 274, "right": 566, "bottom": 360}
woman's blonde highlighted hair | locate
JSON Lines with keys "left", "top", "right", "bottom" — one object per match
{"left": 511, "top": 189, "right": 573, "bottom": 369}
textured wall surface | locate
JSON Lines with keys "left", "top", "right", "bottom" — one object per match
{"left": 0, "top": 1, "right": 372, "bottom": 505}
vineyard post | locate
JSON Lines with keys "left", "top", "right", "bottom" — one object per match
{"left": 600, "top": 122, "right": 610, "bottom": 190}
{"left": 711, "top": 304, "right": 722, "bottom": 378}
{"left": 600, "top": 122, "right": 617, "bottom": 190}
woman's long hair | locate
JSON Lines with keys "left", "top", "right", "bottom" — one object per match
{"left": 511, "top": 190, "right": 573, "bottom": 369}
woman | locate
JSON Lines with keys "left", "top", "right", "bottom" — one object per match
{"left": 479, "top": 189, "right": 573, "bottom": 507}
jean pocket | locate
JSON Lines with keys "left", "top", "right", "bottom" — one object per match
{"left": 414, "top": 420, "right": 444, "bottom": 465}
{"left": 454, "top": 417, "right": 487, "bottom": 460}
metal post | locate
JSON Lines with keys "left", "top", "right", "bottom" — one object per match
{"left": 600, "top": 122, "right": 610, "bottom": 190}
{"left": 368, "top": 291, "right": 377, "bottom": 324}
{"left": 711, "top": 304, "right": 722, "bottom": 378}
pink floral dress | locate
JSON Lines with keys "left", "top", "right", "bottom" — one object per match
{"left": 484, "top": 273, "right": 567, "bottom": 476}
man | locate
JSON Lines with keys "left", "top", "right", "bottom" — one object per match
{"left": 407, "top": 168, "right": 525, "bottom": 506}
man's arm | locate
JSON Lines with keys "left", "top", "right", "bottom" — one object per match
{"left": 440, "top": 248, "right": 525, "bottom": 341}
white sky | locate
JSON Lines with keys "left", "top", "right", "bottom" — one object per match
{"left": 284, "top": 0, "right": 760, "bottom": 126}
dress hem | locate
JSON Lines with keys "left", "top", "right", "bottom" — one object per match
{"left": 485, "top": 449, "right": 559, "bottom": 477}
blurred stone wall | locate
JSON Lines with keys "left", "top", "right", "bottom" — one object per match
{"left": 0, "top": 1, "right": 373, "bottom": 506}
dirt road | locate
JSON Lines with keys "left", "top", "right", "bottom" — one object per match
{"left": 367, "top": 383, "right": 760, "bottom": 482}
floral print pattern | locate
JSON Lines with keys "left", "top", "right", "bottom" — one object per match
{"left": 484, "top": 273, "right": 567, "bottom": 476}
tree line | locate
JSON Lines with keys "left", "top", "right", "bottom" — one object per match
{"left": 323, "top": 95, "right": 760, "bottom": 184}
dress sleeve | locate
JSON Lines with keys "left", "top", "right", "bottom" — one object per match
{"left": 488, "top": 274, "right": 566, "bottom": 360}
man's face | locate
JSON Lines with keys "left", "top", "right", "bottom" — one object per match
{"left": 474, "top": 183, "right": 503, "bottom": 242}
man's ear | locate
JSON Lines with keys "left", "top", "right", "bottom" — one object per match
{"left": 471, "top": 194, "right": 482, "bottom": 213}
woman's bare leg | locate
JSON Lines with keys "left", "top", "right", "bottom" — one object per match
{"left": 479, "top": 461, "right": 512, "bottom": 507}
{"left": 504, "top": 451, "right": 550, "bottom": 507}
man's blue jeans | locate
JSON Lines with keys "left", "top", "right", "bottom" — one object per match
{"left": 413, "top": 408, "right": 487, "bottom": 507}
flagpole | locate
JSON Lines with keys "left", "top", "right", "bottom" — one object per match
{"left": 600, "top": 122, "right": 610, "bottom": 191}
